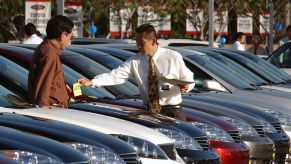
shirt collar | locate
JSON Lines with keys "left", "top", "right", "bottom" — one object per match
{"left": 30, "top": 34, "right": 38, "bottom": 38}
{"left": 151, "top": 46, "right": 160, "bottom": 61}
{"left": 47, "top": 40, "right": 62, "bottom": 56}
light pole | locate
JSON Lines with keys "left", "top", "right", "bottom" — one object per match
{"left": 268, "top": 0, "right": 274, "bottom": 53}
{"left": 209, "top": 0, "right": 214, "bottom": 47}
{"left": 57, "top": 0, "right": 64, "bottom": 15}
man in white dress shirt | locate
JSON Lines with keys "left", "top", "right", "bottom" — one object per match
{"left": 22, "top": 23, "right": 43, "bottom": 44}
{"left": 78, "top": 24, "right": 194, "bottom": 120}
{"left": 231, "top": 32, "right": 246, "bottom": 51}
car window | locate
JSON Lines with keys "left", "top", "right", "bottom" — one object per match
{"left": 68, "top": 48, "right": 124, "bottom": 69}
{"left": 63, "top": 65, "right": 116, "bottom": 99}
{"left": 185, "top": 55, "right": 253, "bottom": 90}
{"left": 216, "top": 50, "right": 285, "bottom": 83}
{"left": 269, "top": 46, "right": 291, "bottom": 69}
{"left": 0, "top": 85, "right": 28, "bottom": 108}
{"left": 62, "top": 53, "right": 140, "bottom": 97}
{"left": 237, "top": 50, "right": 291, "bottom": 81}
{"left": 0, "top": 56, "right": 28, "bottom": 92}
{"left": 203, "top": 51, "right": 267, "bottom": 85}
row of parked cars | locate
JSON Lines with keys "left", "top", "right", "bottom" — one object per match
{"left": 0, "top": 38, "right": 289, "bottom": 164}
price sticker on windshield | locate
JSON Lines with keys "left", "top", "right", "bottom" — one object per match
{"left": 73, "top": 83, "right": 82, "bottom": 97}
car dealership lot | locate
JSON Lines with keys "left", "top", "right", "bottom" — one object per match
{"left": 0, "top": 41, "right": 290, "bottom": 164}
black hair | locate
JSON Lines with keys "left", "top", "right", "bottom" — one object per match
{"left": 24, "top": 23, "right": 37, "bottom": 36}
{"left": 135, "top": 23, "right": 157, "bottom": 40}
{"left": 236, "top": 32, "right": 245, "bottom": 40}
{"left": 287, "top": 24, "right": 291, "bottom": 31}
{"left": 46, "top": 15, "right": 74, "bottom": 39}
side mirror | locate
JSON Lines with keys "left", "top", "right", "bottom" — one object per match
{"left": 203, "top": 80, "right": 226, "bottom": 92}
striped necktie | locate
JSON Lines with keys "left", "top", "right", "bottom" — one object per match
{"left": 148, "top": 56, "right": 161, "bottom": 113}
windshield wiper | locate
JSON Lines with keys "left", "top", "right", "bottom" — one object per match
{"left": 97, "top": 96, "right": 115, "bottom": 101}
{"left": 242, "top": 87, "right": 256, "bottom": 91}
{"left": 257, "top": 82, "right": 271, "bottom": 86}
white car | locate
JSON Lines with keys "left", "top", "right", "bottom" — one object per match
{"left": 157, "top": 39, "right": 220, "bottom": 48}
{"left": 123, "top": 38, "right": 220, "bottom": 48}
{"left": 0, "top": 106, "right": 183, "bottom": 164}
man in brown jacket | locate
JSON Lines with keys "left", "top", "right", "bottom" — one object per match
{"left": 28, "top": 15, "right": 74, "bottom": 108}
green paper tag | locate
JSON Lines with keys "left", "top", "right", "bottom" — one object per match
{"left": 73, "top": 83, "right": 82, "bottom": 97}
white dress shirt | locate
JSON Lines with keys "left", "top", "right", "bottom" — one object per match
{"left": 231, "top": 41, "right": 245, "bottom": 51}
{"left": 92, "top": 46, "right": 195, "bottom": 106}
{"left": 22, "top": 34, "right": 43, "bottom": 44}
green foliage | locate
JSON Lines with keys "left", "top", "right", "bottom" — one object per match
{"left": 0, "top": 0, "right": 289, "bottom": 42}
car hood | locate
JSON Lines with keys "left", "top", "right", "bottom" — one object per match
{"left": 0, "top": 107, "right": 174, "bottom": 145}
{"left": 69, "top": 102, "right": 207, "bottom": 138}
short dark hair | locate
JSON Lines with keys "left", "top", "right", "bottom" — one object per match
{"left": 46, "top": 15, "right": 74, "bottom": 39}
{"left": 135, "top": 23, "right": 157, "bottom": 40}
{"left": 236, "top": 32, "right": 245, "bottom": 40}
{"left": 25, "top": 23, "right": 37, "bottom": 36}
{"left": 287, "top": 24, "right": 291, "bottom": 31}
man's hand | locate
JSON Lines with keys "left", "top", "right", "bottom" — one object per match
{"left": 77, "top": 78, "right": 93, "bottom": 87}
{"left": 66, "top": 84, "right": 72, "bottom": 94}
{"left": 179, "top": 84, "right": 189, "bottom": 93}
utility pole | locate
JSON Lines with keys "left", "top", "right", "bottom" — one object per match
{"left": 209, "top": 0, "right": 214, "bottom": 47}
{"left": 57, "top": 0, "right": 64, "bottom": 15}
{"left": 268, "top": 1, "right": 274, "bottom": 53}
{"left": 287, "top": 2, "right": 290, "bottom": 26}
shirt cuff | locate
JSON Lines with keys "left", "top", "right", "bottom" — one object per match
{"left": 91, "top": 79, "right": 100, "bottom": 88}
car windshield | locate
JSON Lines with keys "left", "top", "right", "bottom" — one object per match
{"left": 266, "top": 44, "right": 291, "bottom": 81}
{"left": 93, "top": 47, "right": 136, "bottom": 62}
{"left": 231, "top": 50, "right": 291, "bottom": 82}
{"left": 0, "top": 85, "right": 30, "bottom": 108}
{"left": 186, "top": 55, "right": 253, "bottom": 90}
{"left": 216, "top": 50, "right": 285, "bottom": 84}
{"left": 62, "top": 52, "right": 140, "bottom": 97}
{"left": 63, "top": 65, "right": 116, "bottom": 100}
{"left": 67, "top": 47, "right": 123, "bottom": 69}
{"left": 201, "top": 50, "right": 267, "bottom": 86}
{"left": 0, "top": 56, "right": 28, "bottom": 92}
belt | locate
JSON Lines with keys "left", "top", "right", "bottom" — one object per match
{"left": 143, "top": 103, "right": 181, "bottom": 110}
{"left": 161, "top": 104, "right": 182, "bottom": 110}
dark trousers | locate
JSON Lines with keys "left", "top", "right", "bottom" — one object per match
{"left": 160, "top": 105, "right": 186, "bottom": 121}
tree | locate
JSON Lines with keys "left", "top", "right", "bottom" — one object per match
{"left": 0, "top": 0, "right": 25, "bottom": 42}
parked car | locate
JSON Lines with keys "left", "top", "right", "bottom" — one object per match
{"left": 71, "top": 37, "right": 129, "bottom": 45}
{"left": 0, "top": 153, "right": 19, "bottom": 164}
{"left": 0, "top": 46, "right": 224, "bottom": 164}
{"left": 0, "top": 45, "right": 139, "bottom": 99}
{"left": 0, "top": 82, "right": 182, "bottom": 163}
{"left": 267, "top": 42, "right": 291, "bottom": 75}
{"left": 202, "top": 48, "right": 291, "bottom": 91}
{"left": 182, "top": 94, "right": 290, "bottom": 163}
{"left": 0, "top": 44, "right": 254, "bottom": 164}
{"left": 226, "top": 48, "right": 291, "bottom": 82}
{"left": 87, "top": 45, "right": 291, "bottom": 135}
{"left": 168, "top": 47, "right": 291, "bottom": 114}
{"left": 0, "top": 112, "right": 139, "bottom": 163}
{"left": 69, "top": 102, "right": 226, "bottom": 163}
{"left": 157, "top": 39, "right": 220, "bottom": 48}
{"left": 0, "top": 125, "right": 89, "bottom": 163}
